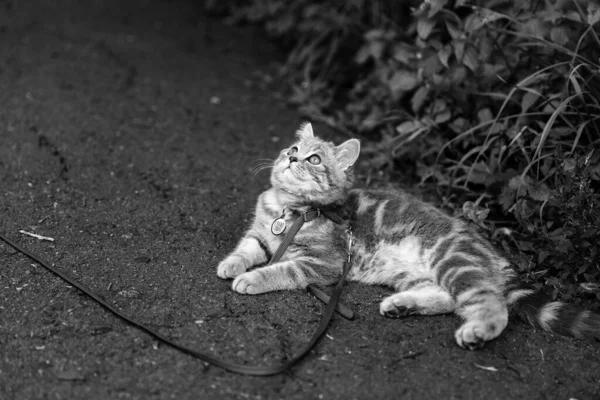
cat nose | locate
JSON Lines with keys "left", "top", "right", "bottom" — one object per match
{"left": 289, "top": 156, "right": 298, "bottom": 163}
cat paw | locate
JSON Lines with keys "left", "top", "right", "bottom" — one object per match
{"left": 379, "top": 295, "right": 417, "bottom": 318}
{"left": 217, "top": 257, "right": 247, "bottom": 279}
{"left": 232, "top": 272, "right": 267, "bottom": 295}
{"left": 455, "top": 320, "right": 497, "bottom": 350}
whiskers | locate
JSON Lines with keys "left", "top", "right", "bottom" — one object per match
{"left": 248, "top": 159, "right": 274, "bottom": 180}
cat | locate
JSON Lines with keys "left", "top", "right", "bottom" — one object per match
{"left": 217, "top": 122, "right": 600, "bottom": 349}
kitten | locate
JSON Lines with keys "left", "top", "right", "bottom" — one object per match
{"left": 217, "top": 122, "right": 600, "bottom": 349}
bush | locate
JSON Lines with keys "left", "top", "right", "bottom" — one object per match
{"left": 211, "top": 0, "right": 600, "bottom": 305}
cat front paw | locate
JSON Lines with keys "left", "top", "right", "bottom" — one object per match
{"left": 232, "top": 272, "right": 267, "bottom": 295}
{"left": 217, "top": 257, "right": 247, "bottom": 279}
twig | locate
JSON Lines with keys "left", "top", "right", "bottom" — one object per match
{"left": 19, "top": 230, "right": 55, "bottom": 242}
{"left": 402, "top": 350, "right": 425, "bottom": 359}
{"left": 474, "top": 363, "right": 499, "bottom": 372}
{"left": 37, "top": 215, "right": 52, "bottom": 224}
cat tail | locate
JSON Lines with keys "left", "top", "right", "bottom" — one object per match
{"left": 506, "top": 283, "right": 600, "bottom": 341}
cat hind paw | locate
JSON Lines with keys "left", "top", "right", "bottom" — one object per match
{"left": 455, "top": 320, "right": 498, "bottom": 350}
{"left": 379, "top": 295, "right": 417, "bottom": 318}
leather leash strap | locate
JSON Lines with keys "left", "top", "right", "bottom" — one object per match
{"left": 0, "top": 208, "right": 353, "bottom": 376}
{"left": 270, "top": 208, "right": 354, "bottom": 320}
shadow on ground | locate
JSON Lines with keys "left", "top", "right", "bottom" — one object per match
{"left": 0, "top": 1, "right": 599, "bottom": 399}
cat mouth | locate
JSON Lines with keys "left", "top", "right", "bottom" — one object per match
{"left": 285, "top": 167, "right": 297, "bottom": 179}
{"left": 283, "top": 164, "right": 302, "bottom": 180}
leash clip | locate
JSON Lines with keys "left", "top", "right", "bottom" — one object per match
{"left": 345, "top": 227, "right": 354, "bottom": 263}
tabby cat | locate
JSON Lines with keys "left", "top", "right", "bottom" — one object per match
{"left": 217, "top": 122, "right": 599, "bottom": 349}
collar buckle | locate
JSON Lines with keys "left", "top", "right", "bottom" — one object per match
{"left": 303, "top": 208, "right": 320, "bottom": 222}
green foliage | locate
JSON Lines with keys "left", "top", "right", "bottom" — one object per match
{"left": 215, "top": 0, "right": 600, "bottom": 303}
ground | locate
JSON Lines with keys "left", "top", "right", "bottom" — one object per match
{"left": 0, "top": 0, "right": 599, "bottom": 399}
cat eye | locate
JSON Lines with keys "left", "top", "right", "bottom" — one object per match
{"left": 307, "top": 155, "right": 321, "bottom": 165}
{"left": 287, "top": 146, "right": 298, "bottom": 155}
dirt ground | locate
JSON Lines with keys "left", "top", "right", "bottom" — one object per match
{"left": 1, "top": 1, "right": 599, "bottom": 399}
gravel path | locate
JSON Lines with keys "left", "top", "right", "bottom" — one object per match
{"left": 1, "top": 1, "right": 599, "bottom": 399}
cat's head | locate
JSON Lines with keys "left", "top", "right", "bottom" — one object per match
{"left": 270, "top": 122, "right": 360, "bottom": 206}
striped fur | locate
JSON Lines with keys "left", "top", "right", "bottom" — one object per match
{"left": 217, "top": 123, "right": 600, "bottom": 349}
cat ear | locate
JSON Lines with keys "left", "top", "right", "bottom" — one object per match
{"left": 295, "top": 122, "right": 314, "bottom": 139}
{"left": 334, "top": 139, "right": 360, "bottom": 170}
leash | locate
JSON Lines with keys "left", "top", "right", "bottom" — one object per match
{"left": 0, "top": 208, "right": 354, "bottom": 376}
{"left": 272, "top": 208, "right": 354, "bottom": 320}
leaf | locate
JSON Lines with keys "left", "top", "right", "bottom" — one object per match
{"left": 453, "top": 39, "right": 465, "bottom": 61}
{"left": 541, "top": 8, "right": 563, "bottom": 23}
{"left": 521, "top": 91, "right": 540, "bottom": 113}
{"left": 434, "top": 109, "right": 451, "bottom": 124}
{"left": 445, "top": 21, "right": 462, "bottom": 39}
{"left": 438, "top": 45, "right": 453, "bottom": 68}
{"left": 462, "top": 45, "right": 479, "bottom": 71}
{"left": 422, "top": 53, "right": 443, "bottom": 76}
{"left": 368, "top": 41, "right": 385, "bottom": 61}
{"left": 519, "top": 240, "right": 535, "bottom": 252}
{"left": 428, "top": 0, "right": 448, "bottom": 18}
{"left": 393, "top": 44, "right": 413, "bottom": 64}
{"left": 388, "top": 70, "right": 420, "bottom": 97}
{"left": 480, "top": 35, "right": 495, "bottom": 59}
{"left": 538, "top": 250, "right": 550, "bottom": 265}
{"left": 449, "top": 65, "right": 467, "bottom": 84}
{"left": 394, "top": 120, "right": 430, "bottom": 144}
{"left": 466, "top": 161, "right": 492, "bottom": 185}
{"left": 364, "top": 29, "right": 385, "bottom": 41}
{"left": 464, "top": 13, "right": 484, "bottom": 32}
{"left": 354, "top": 45, "right": 371, "bottom": 64}
{"left": 361, "top": 107, "right": 384, "bottom": 131}
{"left": 396, "top": 120, "right": 424, "bottom": 136}
{"left": 499, "top": 186, "right": 515, "bottom": 211}
{"left": 477, "top": 108, "right": 493, "bottom": 124}
{"left": 551, "top": 127, "right": 572, "bottom": 138}
{"left": 495, "top": 168, "right": 519, "bottom": 184}
{"left": 528, "top": 182, "right": 550, "bottom": 202}
{"left": 550, "top": 26, "right": 570, "bottom": 46}
{"left": 554, "top": 234, "right": 574, "bottom": 253}
{"left": 449, "top": 117, "right": 469, "bottom": 134}
{"left": 520, "top": 18, "right": 547, "bottom": 39}
{"left": 590, "top": 163, "right": 600, "bottom": 181}
{"left": 417, "top": 17, "right": 436, "bottom": 40}
{"left": 562, "top": 158, "right": 576, "bottom": 172}
{"left": 481, "top": 63, "right": 506, "bottom": 79}
{"left": 564, "top": 10, "right": 582, "bottom": 24}
{"left": 411, "top": 86, "right": 430, "bottom": 113}
{"left": 462, "top": 201, "right": 490, "bottom": 224}
{"left": 508, "top": 175, "right": 533, "bottom": 195}
{"left": 431, "top": 73, "right": 445, "bottom": 86}
{"left": 534, "top": 93, "right": 580, "bottom": 162}
{"left": 588, "top": 2, "right": 600, "bottom": 26}
{"left": 431, "top": 99, "right": 451, "bottom": 124}
{"left": 465, "top": 8, "right": 505, "bottom": 32}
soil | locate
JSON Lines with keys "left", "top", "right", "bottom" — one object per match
{"left": 1, "top": 1, "right": 599, "bottom": 399}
